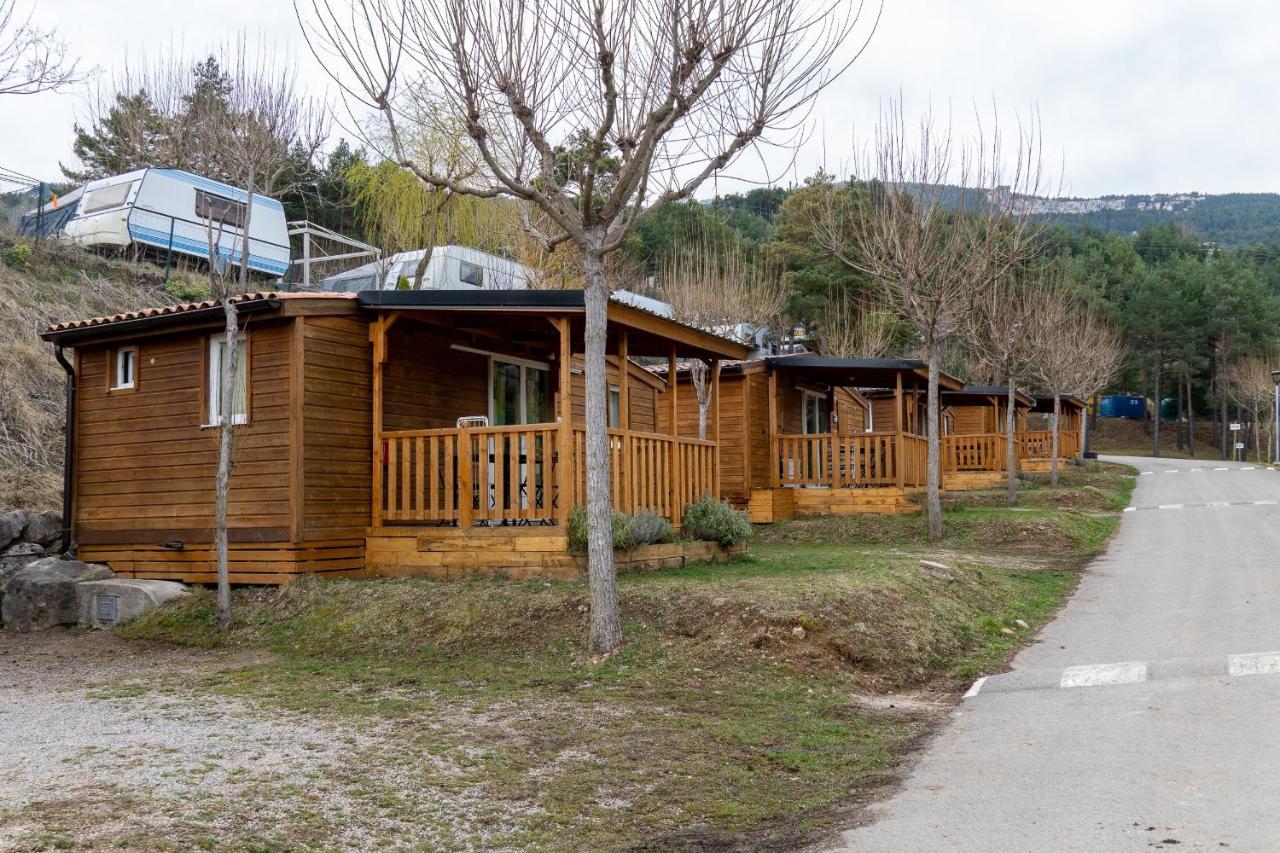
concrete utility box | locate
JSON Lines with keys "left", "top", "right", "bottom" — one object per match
{"left": 76, "top": 579, "right": 187, "bottom": 628}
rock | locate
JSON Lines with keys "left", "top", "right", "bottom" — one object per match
{"left": 22, "top": 511, "right": 63, "bottom": 549}
{"left": 791, "top": 625, "right": 807, "bottom": 639}
{"left": 920, "top": 560, "right": 955, "bottom": 582}
{"left": 76, "top": 579, "right": 187, "bottom": 628}
{"left": 0, "top": 543, "right": 47, "bottom": 591}
{"left": 1014, "top": 619, "right": 1030, "bottom": 629}
{"left": 0, "top": 510, "right": 25, "bottom": 551}
{"left": 1, "top": 558, "right": 114, "bottom": 632}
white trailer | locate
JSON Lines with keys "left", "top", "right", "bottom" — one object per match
{"left": 317, "top": 245, "right": 533, "bottom": 292}
{"left": 61, "top": 168, "right": 290, "bottom": 277}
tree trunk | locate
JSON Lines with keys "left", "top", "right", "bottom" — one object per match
{"left": 1152, "top": 362, "right": 1162, "bottom": 458}
{"left": 214, "top": 300, "right": 238, "bottom": 631}
{"left": 1005, "top": 373, "right": 1018, "bottom": 506}
{"left": 582, "top": 250, "right": 622, "bottom": 655}
{"left": 1050, "top": 393, "right": 1062, "bottom": 487}
{"left": 690, "top": 360, "right": 710, "bottom": 440}
{"left": 1176, "top": 377, "right": 1184, "bottom": 450}
{"left": 1187, "top": 374, "right": 1196, "bottom": 458}
{"left": 925, "top": 344, "right": 943, "bottom": 542}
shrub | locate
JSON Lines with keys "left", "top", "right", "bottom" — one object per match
{"left": 682, "top": 495, "right": 752, "bottom": 546}
{"left": 3, "top": 243, "right": 32, "bottom": 269}
{"left": 567, "top": 505, "right": 636, "bottom": 553}
{"left": 163, "top": 274, "right": 212, "bottom": 302}
{"left": 627, "top": 511, "right": 675, "bottom": 547}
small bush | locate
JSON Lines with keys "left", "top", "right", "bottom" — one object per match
{"left": 3, "top": 243, "right": 32, "bottom": 269}
{"left": 628, "top": 511, "right": 675, "bottom": 547}
{"left": 683, "top": 496, "right": 752, "bottom": 546}
{"left": 567, "top": 505, "right": 636, "bottom": 552}
{"left": 163, "top": 274, "right": 212, "bottom": 302}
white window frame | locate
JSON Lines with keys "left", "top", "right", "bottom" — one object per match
{"left": 206, "top": 334, "right": 248, "bottom": 427}
{"left": 112, "top": 346, "right": 136, "bottom": 390}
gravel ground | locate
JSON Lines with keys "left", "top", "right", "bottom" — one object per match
{"left": 0, "top": 630, "right": 525, "bottom": 851}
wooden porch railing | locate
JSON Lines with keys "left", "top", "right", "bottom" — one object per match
{"left": 379, "top": 424, "right": 716, "bottom": 527}
{"left": 943, "top": 433, "right": 1007, "bottom": 473}
{"left": 1016, "top": 430, "right": 1080, "bottom": 460}
{"left": 775, "top": 432, "right": 930, "bottom": 489}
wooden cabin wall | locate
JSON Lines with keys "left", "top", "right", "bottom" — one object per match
{"left": 298, "top": 315, "right": 372, "bottom": 551}
{"left": 382, "top": 324, "right": 489, "bottom": 431}
{"left": 73, "top": 319, "right": 316, "bottom": 583}
{"left": 75, "top": 320, "right": 293, "bottom": 550}
{"left": 570, "top": 357, "right": 657, "bottom": 432}
{"left": 659, "top": 373, "right": 749, "bottom": 502}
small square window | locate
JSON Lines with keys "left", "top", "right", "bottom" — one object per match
{"left": 112, "top": 347, "right": 135, "bottom": 390}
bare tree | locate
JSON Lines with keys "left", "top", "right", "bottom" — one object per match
{"left": 966, "top": 270, "right": 1040, "bottom": 505}
{"left": 1225, "top": 349, "right": 1279, "bottom": 463}
{"left": 662, "top": 228, "right": 786, "bottom": 437}
{"left": 0, "top": 0, "right": 84, "bottom": 95}
{"left": 299, "top": 0, "right": 871, "bottom": 654}
{"left": 817, "top": 289, "right": 898, "bottom": 359}
{"left": 198, "top": 40, "right": 329, "bottom": 630}
{"left": 815, "top": 101, "right": 1045, "bottom": 540}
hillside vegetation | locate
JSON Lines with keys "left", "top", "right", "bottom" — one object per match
{"left": 0, "top": 236, "right": 179, "bottom": 508}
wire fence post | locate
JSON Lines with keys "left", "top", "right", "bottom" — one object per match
{"left": 163, "top": 216, "right": 176, "bottom": 282}
{"left": 34, "top": 182, "right": 45, "bottom": 243}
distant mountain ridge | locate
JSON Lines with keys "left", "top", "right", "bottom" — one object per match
{"left": 1025, "top": 191, "right": 1280, "bottom": 247}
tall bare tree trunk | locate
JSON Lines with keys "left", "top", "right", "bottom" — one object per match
{"left": 1152, "top": 361, "right": 1162, "bottom": 458}
{"left": 1050, "top": 393, "right": 1061, "bottom": 487}
{"left": 1005, "top": 373, "right": 1018, "bottom": 506}
{"left": 926, "top": 345, "right": 943, "bottom": 541}
{"left": 582, "top": 250, "right": 621, "bottom": 654}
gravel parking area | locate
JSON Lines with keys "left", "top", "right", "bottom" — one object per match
{"left": 0, "top": 631, "right": 519, "bottom": 851}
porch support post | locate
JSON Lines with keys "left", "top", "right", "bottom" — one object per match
{"left": 768, "top": 368, "right": 779, "bottom": 487}
{"left": 556, "top": 316, "right": 573, "bottom": 525}
{"left": 370, "top": 315, "right": 386, "bottom": 529}
{"left": 895, "top": 371, "right": 905, "bottom": 489}
{"left": 711, "top": 359, "right": 721, "bottom": 499}
{"left": 668, "top": 345, "right": 680, "bottom": 524}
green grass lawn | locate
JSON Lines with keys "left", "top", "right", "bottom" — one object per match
{"left": 117, "top": 461, "right": 1135, "bottom": 850}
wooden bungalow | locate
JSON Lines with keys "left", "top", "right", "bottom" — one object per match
{"left": 658, "top": 354, "right": 964, "bottom": 521}
{"left": 1019, "top": 394, "right": 1087, "bottom": 470}
{"left": 938, "top": 386, "right": 1035, "bottom": 490}
{"left": 41, "top": 290, "right": 749, "bottom": 584}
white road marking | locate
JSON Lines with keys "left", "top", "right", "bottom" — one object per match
{"left": 1158, "top": 504, "right": 1184, "bottom": 510}
{"left": 1228, "top": 652, "right": 1280, "bottom": 677}
{"left": 1060, "top": 661, "right": 1148, "bottom": 689}
{"left": 963, "top": 676, "right": 988, "bottom": 698}
{"left": 1123, "top": 507, "right": 1137, "bottom": 513}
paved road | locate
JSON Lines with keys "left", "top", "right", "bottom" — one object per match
{"left": 832, "top": 456, "right": 1280, "bottom": 852}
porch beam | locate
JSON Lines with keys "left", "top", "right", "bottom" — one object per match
{"left": 768, "top": 368, "right": 779, "bottom": 488}
{"left": 556, "top": 316, "right": 573, "bottom": 524}
{"left": 711, "top": 359, "right": 721, "bottom": 498}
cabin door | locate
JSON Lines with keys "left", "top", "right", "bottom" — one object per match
{"left": 488, "top": 358, "right": 551, "bottom": 517}
{"left": 801, "top": 391, "right": 830, "bottom": 483}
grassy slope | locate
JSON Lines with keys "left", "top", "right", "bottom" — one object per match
{"left": 119, "top": 462, "right": 1135, "bottom": 851}
{"left": 0, "top": 235, "right": 177, "bottom": 507}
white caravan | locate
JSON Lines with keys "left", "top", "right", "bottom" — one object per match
{"left": 317, "top": 245, "right": 533, "bottom": 291}
{"left": 62, "top": 168, "right": 290, "bottom": 277}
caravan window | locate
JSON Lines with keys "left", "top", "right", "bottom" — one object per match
{"left": 81, "top": 181, "right": 134, "bottom": 214}
{"left": 459, "top": 260, "right": 484, "bottom": 287}
{"left": 195, "top": 190, "right": 247, "bottom": 230}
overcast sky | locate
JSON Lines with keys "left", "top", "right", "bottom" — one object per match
{"left": 4, "top": 0, "right": 1279, "bottom": 199}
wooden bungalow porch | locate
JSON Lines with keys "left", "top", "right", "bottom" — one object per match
{"left": 360, "top": 291, "right": 750, "bottom": 577}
